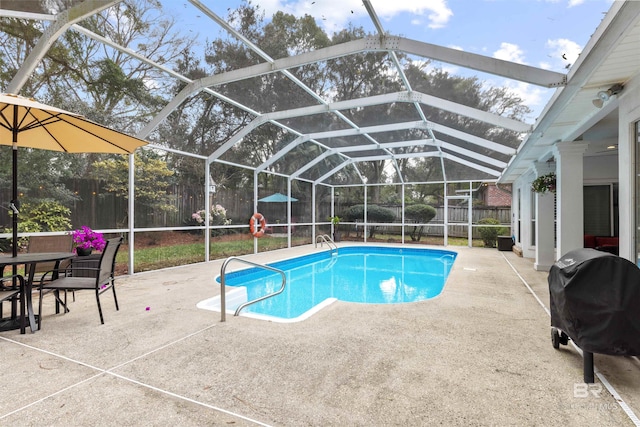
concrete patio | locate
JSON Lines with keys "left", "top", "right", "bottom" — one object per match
{"left": 1, "top": 244, "right": 638, "bottom": 426}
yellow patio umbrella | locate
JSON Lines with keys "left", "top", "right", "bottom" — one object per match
{"left": 0, "top": 93, "right": 148, "bottom": 257}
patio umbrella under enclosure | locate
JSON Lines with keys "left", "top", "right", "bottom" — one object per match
{"left": 0, "top": 93, "right": 148, "bottom": 257}
{"left": 257, "top": 193, "right": 298, "bottom": 203}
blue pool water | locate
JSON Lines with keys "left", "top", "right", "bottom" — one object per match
{"left": 199, "top": 246, "right": 457, "bottom": 322}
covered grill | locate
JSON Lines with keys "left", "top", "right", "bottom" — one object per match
{"left": 548, "top": 248, "right": 640, "bottom": 382}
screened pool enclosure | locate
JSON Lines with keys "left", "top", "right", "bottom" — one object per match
{"left": 0, "top": 0, "right": 574, "bottom": 273}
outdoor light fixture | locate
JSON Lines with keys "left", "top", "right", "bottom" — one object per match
{"left": 592, "top": 83, "right": 624, "bottom": 108}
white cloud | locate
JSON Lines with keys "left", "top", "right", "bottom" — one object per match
{"left": 493, "top": 42, "right": 527, "bottom": 65}
{"left": 483, "top": 79, "right": 549, "bottom": 124}
{"left": 508, "top": 81, "right": 545, "bottom": 110}
{"left": 538, "top": 61, "right": 552, "bottom": 70}
{"left": 541, "top": 0, "right": 584, "bottom": 6}
{"left": 260, "top": 0, "right": 453, "bottom": 34}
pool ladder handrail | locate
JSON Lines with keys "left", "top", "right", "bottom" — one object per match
{"left": 315, "top": 234, "right": 338, "bottom": 254}
{"left": 219, "top": 256, "right": 286, "bottom": 322}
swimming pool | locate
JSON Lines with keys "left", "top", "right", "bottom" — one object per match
{"left": 197, "top": 246, "right": 457, "bottom": 322}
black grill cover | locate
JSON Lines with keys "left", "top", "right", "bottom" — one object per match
{"left": 548, "top": 248, "right": 640, "bottom": 355}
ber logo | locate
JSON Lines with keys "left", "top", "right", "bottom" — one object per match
{"left": 574, "top": 383, "right": 603, "bottom": 398}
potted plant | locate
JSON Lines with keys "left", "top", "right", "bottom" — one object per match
{"left": 71, "top": 226, "right": 106, "bottom": 256}
{"left": 329, "top": 215, "right": 341, "bottom": 242}
{"left": 531, "top": 172, "right": 556, "bottom": 194}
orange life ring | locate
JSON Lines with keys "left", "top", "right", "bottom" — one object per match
{"left": 250, "top": 213, "right": 267, "bottom": 238}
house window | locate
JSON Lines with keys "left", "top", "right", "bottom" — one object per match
{"left": 517, "top": 188, "right": 521, "bottom": 244}
{"left": 584, "top": 184, "right": 616, "bottom": 236}
{"left": 531, "top": 190, "right": 536, "bottom": 246}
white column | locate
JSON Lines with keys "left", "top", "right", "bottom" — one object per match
{"left": 533, "top": 162, "right": 555, "bottom": 271}
{"left": 617, "top": 79, "right": 639, "bottom": 262}
{"left": 553, "top": 142, "right": 588, "bottom": 258}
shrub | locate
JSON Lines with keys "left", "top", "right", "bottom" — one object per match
{"left": 186, "top": 204, "right": 232, "bottom": 236}
{"left": 341, "top": 204, "right": 395, "bottom": 238}
{"left": 19, "top": 201, "right": 72, "bottom": 232}
{"left": 1, "top": 201, "right": 71, "bottom": 252}
{"left": 477, "top": 217, "right": 507, "bottom": 248}
{"left": 405, "top": 204, "right": 437, "bottom": 241}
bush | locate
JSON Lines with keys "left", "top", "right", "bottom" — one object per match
{"left": 341, "top": 204, "right": 395, "bottom": 238}
{"left": 1, "top": 201, "right": 71, "bottom": 252}
{"left": 341, "top": 204, "right": 396, "bottom": 222}
{"left": 477, "top": 217, "right": 507, "bottom": 248}
{"left": 405, "top": 204, "right": 436, "bottom": 241}
{"left": 185, "top": 204, "right": 232, "bottom": 236}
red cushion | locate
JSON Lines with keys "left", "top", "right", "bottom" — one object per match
{"left": 595, "top": 236, "right": 618, "bottom": 247}
{"left": 584, "top": 234, "right": 597, "bottom": 248}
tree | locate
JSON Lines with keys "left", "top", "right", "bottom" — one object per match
{"left": 0, "top": 0, "right": 193, "bottom": 224}
{"left": 405, "top": 204, "right": 436, "bottom": 241}
{"left": 0, "top": 1, "right": 535, "bottom": 232}
{"left": 397, "top": 63, "right": 531, "bottom": 183}
{"left": 92, "top": 151, "right": 176, "bottom": 227}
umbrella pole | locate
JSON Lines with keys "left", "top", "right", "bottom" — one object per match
{"left": 11, "top": 145, "right": 18, "bottom": 257}
{"left": 10, "top": 111, "right": 18, "bottom": 319}
{"left": 11, "top": 106, "right": 18, "bottom": 257}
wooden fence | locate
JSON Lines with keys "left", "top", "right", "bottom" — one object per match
{"left": 341, "top": 205, "right": 511, "bottom": 239}
{"left": 1, "top": 177, "right": 510, "bottom": 238}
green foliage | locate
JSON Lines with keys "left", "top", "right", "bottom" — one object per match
{"left": 341, "top": 204, "right": 396, "bottom": 222}
{"left": 1, "top": 201, "right": 71, "bottom": 252}
{"left": 329, "top": 215, "right": 341, "bottom": 226}
{"left": 92, "top": 152, "right": 177, "bottom": 226}
{"left": 405, "top": 204, "right": 437, "bottom": 241}
{"left": 1, "top": 201, "right": 72, "bottom": 236}
{"left": 341, "top": 205, "right": 364, "bottom": 222}
{"left": 0, "top": 1, "right": 534, "bottom": 238}
{"left": 477, "top": 217, "right": 507, "bottom": 248}
{"left": 127, "top": 234, "right": 308, "bottom": 272}
{"left": 0, "top": 0, "right": 188, "bottom": 229}
{"left": 20, "top": 201, "right": 72, "bottom": 232}
{"left": 0, "top": 219, "right": 40, "bottom": 253}
{"left": 341, "top": 204, "right": 395, "bottom": 238}
{"left": 531, "top": 173, "right": 556, "bottom": 194}
{"left": 405, "top": 204, "right": 437, "bottom": 222}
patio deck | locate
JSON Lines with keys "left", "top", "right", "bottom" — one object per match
{"left": 1, "top": 244, "right": 638, "bottom": 426}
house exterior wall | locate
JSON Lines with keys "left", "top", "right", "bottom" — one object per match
{"left": 619, "top": 75, "right": 640, "bottom": 262}
{"left": 481, "top": 184, "right": 512, "bottom": 207}
{"left": 512, "top": 173, "right": 536, "bottom": 259}
{"left": 584, "top": 152, "right": 618, "bottom": 183}
{"left": 513, "top": 75, "right": 640, "bottom": 265}
{"left": 512, "top": 141, "right": 621, "bottom": 262}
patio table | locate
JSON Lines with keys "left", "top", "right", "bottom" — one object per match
{"left": 0, "top": 252, "right": 75, "bottom": 333}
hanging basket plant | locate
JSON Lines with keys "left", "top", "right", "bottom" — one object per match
{"left": 531, "top": 172, "right": 556, "bottom": 194}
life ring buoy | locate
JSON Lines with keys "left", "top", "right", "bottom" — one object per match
{"left": 250, "top": 213, "right": 267, "bottom": 237}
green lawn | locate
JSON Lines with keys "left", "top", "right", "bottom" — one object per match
{"left": 117, "top": 233, "right": 484, "bottom": 273}
{"left": 120, "top": 235, "right": 310, "bottom": 273}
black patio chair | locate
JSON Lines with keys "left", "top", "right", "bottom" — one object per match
{"left": 0, "top": 275, "right": 26, "bottom": 333}
{"left": 26, "top": 234, "right": 75, "bottom": 302}
{"left": 26, "top": 234, "right": 74, "bottom": 279}
{"left": 38, "top": 237, "right": 122, "bottom": 326}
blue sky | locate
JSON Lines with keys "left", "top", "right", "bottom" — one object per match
{"left": 164, "top": 0, "right": 615, "bottom": 121}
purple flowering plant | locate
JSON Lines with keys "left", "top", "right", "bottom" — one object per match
{"left": 71, "top": 226, "right": 106, "bottom": 252}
